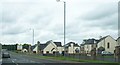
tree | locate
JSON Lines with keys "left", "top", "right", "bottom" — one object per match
{"left": 22, "top": 44, "right": 29, "bottom": 50}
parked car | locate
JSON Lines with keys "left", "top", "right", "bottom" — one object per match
{"left": 101, "top": 51, "right": 113, "bottom": 56}
{"left": 2, "top": 52, "right": 10, "bottom": 58}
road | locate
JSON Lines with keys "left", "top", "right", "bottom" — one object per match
{"left": 2, "top": 51, "right": 80, "bottom": 65}
{"left": 1, "top": 51, "right": 118, "bottom": 65}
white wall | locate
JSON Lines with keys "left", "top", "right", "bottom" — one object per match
{"left": 68, "top": 47, "right": 80, "bottom": 54}
{"left": 43, "top": 42, "right": 56, "bottom": 54}
{"left": 117, "top": 38, "right": 120, "bottom": 46}
{"left": 84, "top": 44, "right": 92, "bottom": 53}
{"left": 33, "top": 41, "right": 64, "bottom": 54}
{"left": 67, "top": 44, "right": 80, "bottom": 54}
{"left": 17, "top": 44, "right": 23, "bottom": 50}
{"left": 33, "top": 46, "right": 38, "bottom": 52}
{"left": 57, "top": 47, "right": 64, "bottom": 54}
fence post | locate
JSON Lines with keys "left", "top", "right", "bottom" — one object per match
{"left": 91, "top": 48, "right": 96, "bottom": 60}
{"left": 115, "top": 46, "right": 120, "bottom": 62}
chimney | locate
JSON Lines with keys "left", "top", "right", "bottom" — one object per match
{"left": 99, "top": 36, "right": 102, "bottom": 39}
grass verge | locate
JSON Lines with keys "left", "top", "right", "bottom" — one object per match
{"left": 12, "top": 51, "right": 120, "bottom": 64}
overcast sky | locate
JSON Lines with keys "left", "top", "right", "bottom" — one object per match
{"left": 0, "top": 0, "right": 119, "bottom": 45}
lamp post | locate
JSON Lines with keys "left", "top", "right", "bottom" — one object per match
{"left": 56, "top": 0, "right": 66, "bottom": 56}
{"left": 29, "top": 28, "right": 34, "bottom": 45}
{"left": 32, "top": 29, "right": 34, "bottom": 45}
{"left": 29, "top": 28, "right": 34, "bottom": 53}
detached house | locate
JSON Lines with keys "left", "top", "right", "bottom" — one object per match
{"left": 97, "top": 35, "right": 117, "bottom": 53}
{"left": 65, "top": 42, "right": 80, "bottom": 54}
{"left": 81, "top": 39, "right": 99, "bottom": 54}
{"left": 81, "top": 35, "right": 117, "bottom": 54}
{"left": 33, "top": 40, "right": 63, "bottom": 54}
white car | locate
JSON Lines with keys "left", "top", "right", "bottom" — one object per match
{"left": 101, "top": 51, "right": 113, "bottom": 55}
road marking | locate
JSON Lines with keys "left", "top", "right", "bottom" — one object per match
{"left": 12, "top": 60, "right": 15, "bottom": 63}
{"left": 13, "top": 59, "right": 17, "bottom": 61}
{"left": 11, "top": 59, "right": 19, "bottom": 65}
{"left": 15, "top": 63, "right": 19, "bottom": 65}
{"left": 30, "top": 60, "right": 35, "bottom": 63}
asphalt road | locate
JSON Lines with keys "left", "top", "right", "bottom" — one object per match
{"left": 1, "top": 52, "right": 80, "bottom": 65}
{"left": 1, "top": 52, "right": 119, "bottom": 65}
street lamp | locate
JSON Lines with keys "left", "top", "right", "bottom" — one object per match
{"left": 32, "top": 29, "right": 34, "bottom": 45}
{"left": 30, "top": 28, "right": 34, "bottom": 45}
{"left": 29, "top": 28, "right": 34, "bottom": 53}
{"left": 56, "top": 0, "right": 66, "bottom": 56}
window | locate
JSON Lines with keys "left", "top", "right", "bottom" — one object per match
{"left": 46, "top": 51, "right": 49, "bottom": 54}
{"left": 51, "top": 48, "right": 55, "bottom": 51}
{"left": 41, "top": 51, "right": 43, "bottom": 53}
{"left": 107, "top": 42, "right": 110, "bottom": 49}
{"left": 53, "top": 51, "right": 55, "bottom": 54}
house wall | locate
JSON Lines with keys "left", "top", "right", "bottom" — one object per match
{"left": 68, "top": 44, "right": 80, "bottom": 54}
{"left": 80, "top": 46, "right": 85, "bottom": 53}
{"left": 17, "top": 44, "right": 23, "bottom": 51}
{"left": 97, "top": 36, "right": 117, "bottom": 53}
{"left": 43, "top": 42, "right": 64, "bottom": 54}
{"left": 68, "top": 44, "right": 74, "bottom": 54}
{"left": 57, "top": 47, "right": 64, "bottom": 54}
{"left": 43, "top": 42, "right": 57, "bottom": 54}
{"left": 74, "top": 47, "right": 80, "bottom": 53}
{"left": 33, "top": 41, "right": 64, "bottom": 54}
{"left": 117, "top": 38, "right": 120, "bottom": 46}
{"left": 84, "top": 44, "right": 92, "bottom": 54}
{"left": 33, "top": 46, "right": 38, "bottom": 53}
{"left": 68, "top": 47, "right": 73, "bottom": 54}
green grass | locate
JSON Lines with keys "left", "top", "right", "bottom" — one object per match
{"left": 37, "top": 56, "right": 113, "bottom": 63}
{"left": 29, "top": 55, "right": 120, "bottom": 65}
{"left": 13, "top": 51, "right": 120, "bottom": 64}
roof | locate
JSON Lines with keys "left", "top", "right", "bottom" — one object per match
{"left": 97, "top": 35, "right": 114, "bottom": 43}
{"left": 116, "top": 37, "right": 120, "bottom": 41}
{"left": 36, "top": 40, "right": 62, "bottom": 50}
{"left": 80, "top": 44, "right": 85, "bottom": 46}
{"left": 65, "top": 42, "right": 79, "bottom": 47}
{"left": 45, "top": 40, "right": 62, "bottom": 47}
{"left": 83, "top": 38, "right": 99, "bottom": 44}
{"left": 31, "top": 44, "right": 37, "bottom": 50}
{"left": 81, "top": 35, "right": 115, "bottom": 46}
{"left": 115, "top": 46, "right": 120, "bottom": 48}
{"left": 39, "top": 44, "right": 47, "bottom": 50}
{"left": 98, "top": 36, "right": 108, "bottom": 42}
{"left": 54, "top": 42, "right": 62, "bottom": 47}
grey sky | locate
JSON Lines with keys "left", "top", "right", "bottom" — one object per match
{"left": 0, "top": 0, "right": 119, "bottom": 45}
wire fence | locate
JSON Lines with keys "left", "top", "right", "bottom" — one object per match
{"left": 42, "top": 53, "right": 119, "bottom": 62}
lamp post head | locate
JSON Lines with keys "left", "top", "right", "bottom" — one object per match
{"left": 56, "top": 0, "right": 60, "bottom": 2}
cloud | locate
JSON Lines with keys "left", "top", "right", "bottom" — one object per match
{"left": 80, "top": 3, "right": 117, "bottom": 20}
{"left": 1, "top": 0, "right": 118, "bottom": 45}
